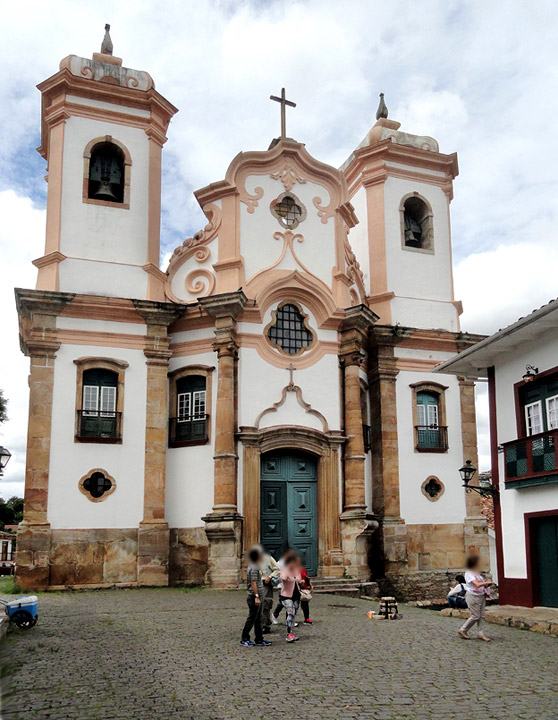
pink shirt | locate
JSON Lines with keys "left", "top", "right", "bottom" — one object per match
{"left": 280, "top": 568, "right": 301, "bottom": 598}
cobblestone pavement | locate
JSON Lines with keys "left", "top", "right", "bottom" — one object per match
{"left": 1, "top": 589, "right": 557, "bottom": 720}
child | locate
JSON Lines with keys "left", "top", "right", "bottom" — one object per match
{"left": 458, "top": 555, "right": 493, "bottom": 642}
{"left": 299, "top": 564, "right": 313, "bottom": 624}
{"left": 447, "top": 574, "right": 467, "bottom": 609}
{"left": 279, "top": 550, "right": 302, "bottom": 642}
{"left": 240, "top": 546, "right": 272, "bottom": 647}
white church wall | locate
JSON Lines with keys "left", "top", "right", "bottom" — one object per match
{"left": 166, "top": 351, "right": 217, "bottom": 528}
{"left": 57, "top": 316, "right": 147, "bottom": 336}
{"left": 48, "top": 343, "right": 147, "bottom": 529}
{"left": 396, "top": 370, "right": 466, "bottom": 524}
{"left": 238, "top": 347, "right": 340, "bottom": 431}
{"left": 383, "top": 176, "right": 457, "bottom": 331}
{"left": 347, "top": 187, "right": 370, "bottom": 294}
{"left": 59, "top": 115, "right": 150, "bottom": 296}
{"left": 240, "top": 175, "right": 336, "bottom": 287}
{"left": 494, "top": 328, "right": 558, "bottom": 579}
{"left": 168, "top": 238, "right": 218, "bottom": 303}
{"left": 59, "top": 258, "right": 148, "bottom": 299}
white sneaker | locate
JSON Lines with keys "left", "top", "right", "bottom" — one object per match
{"left": 271, "top": 614, "right": 279, "bottom": 625}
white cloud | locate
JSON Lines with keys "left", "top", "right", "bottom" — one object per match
{"left": 1, "top": 0, "right": 558, "bottom": 494}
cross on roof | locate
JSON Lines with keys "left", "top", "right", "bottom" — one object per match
{"left": 270, "top": 88, "right": 296, "bottom": 140}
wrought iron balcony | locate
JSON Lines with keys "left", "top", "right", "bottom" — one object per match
{"left": 168, "top": 415, "right": 209, "bottom": 447}
{"left": 503, "top": 429, "right": 558, "bottom": 488}
{"left": 415, "top": 425, "right": 448, "bottom": 452}
{"left": 76, "top": 411, "right": 122, "bottom": 443}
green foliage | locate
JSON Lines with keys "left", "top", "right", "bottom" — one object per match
{"left": 0, "top": 576, "right": 19, "bottom": 595}
{"left": 0, "top": 390, "right": 7, "bottom": 425}
{"left": 0, "top": 496, "right": 24, "bottom": 528}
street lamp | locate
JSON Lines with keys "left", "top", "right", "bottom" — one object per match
{"left": 522, "top": 365, "right": 538, "bottom": 383}
{"left": 0, "top": 446, "right": 11, "bottom": 477}
{"left": 459, "top": 459, "right": 498, "bottom": 497}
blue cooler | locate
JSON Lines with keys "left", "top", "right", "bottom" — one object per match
{"left": 5, "top": 595, "right": 39, "bottom": 629}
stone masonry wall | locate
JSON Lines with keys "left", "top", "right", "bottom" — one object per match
{"left": 168, "top": 527, "right": 208, "bottom": 586}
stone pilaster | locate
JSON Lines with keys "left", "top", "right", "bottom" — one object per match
{"left": 369, "top": 327, "right": 407, "bottom": 576}
{"left": 339, "top": 305, "right": 379, "bottom": 579}
{"left": 15, "top": 289, "right": 73, "bottom": 590}
{"left": 133, "top": 301, "right": 184, "bottom": 587}
{"left": 199, "top": 291, "right": 246, "bottom": 588}
{"left": 458, "top": 376, "right": 489, "bottom": 566}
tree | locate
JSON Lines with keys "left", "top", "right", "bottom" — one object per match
{"left": 0, "top": 390, "right": 7, "bottom": 425}
{"left": 6, "top": 497, "right": 23, "bottom": 524}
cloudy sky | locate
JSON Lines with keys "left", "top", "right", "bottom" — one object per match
{"left": 1, "top": 0, "right": 557, "bottom": 498}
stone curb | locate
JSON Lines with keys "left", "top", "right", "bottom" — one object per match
{"left": 440, "top": 607, "right": 558, "bottom": 636}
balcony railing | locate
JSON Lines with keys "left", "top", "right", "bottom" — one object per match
{"left": 76, "top": 410, "right": 122, "bottom": 442}
{"left": 169, "top": 415, "right": 209, "bottom": 447}
{"left": 415, "top": 425, "right": 448, "bottom": 452}
{"left": 503, "top": 429, "right": 558, "bottom": 487}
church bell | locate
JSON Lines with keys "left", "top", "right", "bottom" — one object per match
{"left": 89, "top": 147, "right": 122, "bottom": 201}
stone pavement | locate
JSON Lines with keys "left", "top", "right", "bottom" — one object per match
{"left": 1, "top": 589, "right": 557, "bottom": 720}
{"left": 441, "top": 604, "right": 558, "bottom": 636}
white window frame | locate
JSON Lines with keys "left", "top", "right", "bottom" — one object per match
{"left": 545, "top": 395, "right": 558, "bottom": 430}
{"left": 192, "top": 390, "right": 206, "bottom": 420}
{"left": 525, "top": 400, "right": 543, "bottom": 436}
{"left": 177, "top": 392, "right": 191, "bottom": 422}
{"left": 417, "top": 400, "right": 439, "bottom": 428}
{"left": 177, "top": 390, "right": 206, "bottom": 422}
{"left": 83, "top": 385, "right": 99, "bottom": 416}
{"left": 100, "top": 386, "right": 117, "bottom": 416}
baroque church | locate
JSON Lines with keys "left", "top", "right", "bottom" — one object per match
{"left": 15, "top": 28, "right": 488, "bottom": 596}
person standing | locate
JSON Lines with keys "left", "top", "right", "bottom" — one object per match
{"left": 240, "top": 546, "right": 272, "bottom": 647}
{"left": 458, "top": 556, "right": 493, "bottom": 641}
{"left": 279, "top": 550, "right": 302, "bottom": 642}
{"left": 299, "top": 564, "right": 313, "bottom": 624}
{"left": 259, "top": 546, "right": 280, "bottom": 634}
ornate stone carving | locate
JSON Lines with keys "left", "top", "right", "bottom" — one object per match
{"left": 270, "top": 163, "right": 306, "bottom": 191}
{"left": 254, "top": 380, "right": 329, "bottom": 432}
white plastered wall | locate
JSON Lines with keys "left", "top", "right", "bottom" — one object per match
{"left": 383, "top": 175, "right": 458, "bottom": 331}
{"left": 396, "top": 368, "right": 467, "bottom": 524}
{"left": 165, "top": 351, "right": 217, "bottom": 528}
{"left": 241, "top": 175, "right": 336, "bottom": 287}
{"left": 48, "top": 343, "right": 147, "bottom": 529}
{"left": 58, "top": 113, "right": 150, "bottom": 298}
{"left": 494, "top": 327, "right": 558, "bottom": 578}
{"left": 347, "top": 187, "right": 370, "bottom": 294}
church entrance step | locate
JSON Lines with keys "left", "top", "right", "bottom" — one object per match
{"left": 310, "top": 578, "right": 379, "bottom": 598}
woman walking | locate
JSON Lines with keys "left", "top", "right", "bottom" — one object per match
{"left": 458, "top": 555, "right": 493, "bottom": 641}
{"left": 279, "top": 550, "right": 302, "bottom": 642}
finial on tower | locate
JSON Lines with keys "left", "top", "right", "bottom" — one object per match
{"left": 376, "top": 92, "right": 388, "bottom": 120}
{"left": 101, "top": 23, "right": 113, "bottom": 55}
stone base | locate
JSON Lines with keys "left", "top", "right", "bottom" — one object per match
{"left": 169, "top": 527, "right": 208, "bottom": 586}
{"left": 203, "top": 512, "right": 242, "bottom": 588}
{"left": 137, "top": 523, "right": 169, "bottom": 587}
{"left": 379, "top": 570, "right": 457, "bottom": 601}
{"left": 15, "top": 523, "right": 52, "bottom": 591}
{"left": 340, "top": 511, "right": 379, "bottom": 580}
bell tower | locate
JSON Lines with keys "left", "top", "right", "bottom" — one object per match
{"left": 343, "top": 94, "right": 460, "bottom": 331}
{"left": 34, "top": 25, "right": 177, "bottom": 300}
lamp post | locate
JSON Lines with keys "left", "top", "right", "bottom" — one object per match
{"left": 0, "top": 446, "right": 11, "bottom": 477}
{"left": 522, "top": 365, "right": 538, "bottom": 383}
{"left": 459, "top": 459, "right": 498, "bottom": 497}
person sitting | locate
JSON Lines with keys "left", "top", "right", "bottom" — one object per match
{"left": 447, "top": 574, "right": 467, "bottom": 609}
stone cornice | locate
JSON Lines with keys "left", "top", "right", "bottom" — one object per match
{"left": 132, "top": 299, "right": 187, "bottom": 327}
{"left": 198, "top": 290, "right": 248, "bottom": 320}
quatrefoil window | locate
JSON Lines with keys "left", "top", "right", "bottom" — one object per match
{"left": 267, "top": 302, "right": 314, "bottom": 356}
{"left": 270, "top": 192, "right": 307, "bottom": 229}
{"left": 421, "top": 476, "right": 444, "bottom": 501}
{"left": 79, "top": 468, "right": 115, "bottom": 502}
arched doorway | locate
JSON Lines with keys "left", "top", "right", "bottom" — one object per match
{"left": 260, "top": 450, "right": 318, "bottom": 575}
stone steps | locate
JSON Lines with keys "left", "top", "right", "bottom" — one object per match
{"left": 310, "top": 578, "right": 379, "bottom": 598}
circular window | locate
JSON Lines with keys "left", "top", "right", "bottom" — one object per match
{"left": 270, "top": 192, "right": 307, "bottom": 229}
{"left": 79, "top": 469, "right": 115, "bottom": 502}
{"left": 421, "top": 476, "right": 444, "bottom": 501}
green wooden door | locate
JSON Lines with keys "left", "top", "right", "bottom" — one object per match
{"left": 532, "top": 515, "right": 558, "bottom": 607}
{"left": 260, "top": 453, "right": 317, "bottom": 575}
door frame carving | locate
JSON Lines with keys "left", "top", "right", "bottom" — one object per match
{"left": 238, "top": 425, "right": 345, "bottom": 576}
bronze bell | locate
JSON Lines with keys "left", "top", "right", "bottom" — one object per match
{"left": 90, "top": 147, "right": 122, "bottom": 201}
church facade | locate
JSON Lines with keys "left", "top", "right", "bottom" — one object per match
{"left": 15, "top": 32, "right": 488, "bottom": 596}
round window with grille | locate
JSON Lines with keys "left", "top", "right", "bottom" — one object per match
{"left": 266, "top": 303, "right": 314, "bottom": 355}
{"left": 270, "top": 192, "right": 307, "bottom": 229}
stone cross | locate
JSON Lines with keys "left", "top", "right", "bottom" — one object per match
{"left": 270, "top": 88, "right": 296, "bottom": 140}
{"left": 286, "top": 363, "right": 297, "bottom": 389}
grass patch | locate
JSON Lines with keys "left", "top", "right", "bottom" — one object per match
{"left": 0, "top": 577, "right": 20, "bottom": 596}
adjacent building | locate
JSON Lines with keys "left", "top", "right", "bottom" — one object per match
{"left": 438, "top": 300, "right": 558, "bottom": 607}
{"left": 15, "top": 29, "right": 488, "bottom": 596}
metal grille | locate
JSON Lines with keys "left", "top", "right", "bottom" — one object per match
{"left": 504, "top": 430, "right": 557, "bottom": 480}
{"left": 273, "top": 195, "right": 303, "bottom": 227}
{"left": 268, "top": 303, "right": 312, "bottom": 354}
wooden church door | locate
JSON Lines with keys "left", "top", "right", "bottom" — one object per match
{"left": 260, "top": 452, "right": 318, "bottom": 575}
